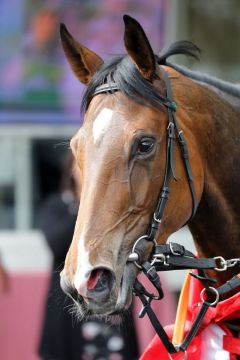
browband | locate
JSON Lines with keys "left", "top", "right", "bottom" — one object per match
{"left": 93, "top": 82, "right": 119, "bottom": 96}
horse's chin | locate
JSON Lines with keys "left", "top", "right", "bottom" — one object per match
{"left": 69, "top": 262, "right": 138, "bottom": 318}
{"left": 72, "top": 296, "right": 119, "bottom": 319}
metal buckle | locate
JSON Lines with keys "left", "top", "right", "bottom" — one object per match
{"left": 214, "top": 257, "right": 240, "bottom": 270}
{"left": 168, "top": 349, "right": 187, "bottom": 360}
{"left": 225, "top": 258, "right": 240, "bottom": 268}
{"left": 169, "top": 243, "right": 184, "bottom": 256}
{"left": 152, "top": 253, "right": 169, "bottom": 267}
{"left": 214, "top": 256, "right": 227, "bottom": 272}
{"left": 153, "top": 212, "right": 162, "bottom": 223}
{"left": 167, "top": 121, "right": 175, "bottom": 130}
{"left": 200, "top": 286, "right": 219, "bottom": 306}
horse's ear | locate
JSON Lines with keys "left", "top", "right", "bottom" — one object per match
{"left": 123, "top": 15, "right": 156, "bottom": 81}
{"left": 60, "top": 24, "right": 103, "bottom": 85}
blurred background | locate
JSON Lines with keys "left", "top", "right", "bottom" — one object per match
{"left": 0, "top": 0, "right": 239, "bottom": 359}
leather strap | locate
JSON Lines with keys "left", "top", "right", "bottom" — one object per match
{"left": 155, "top": 243, "right": 195, "bottom": 257}
{"left": 153, "top": 242, "right": 218, "bottom": 271}
{"left": 134, "top": 279, "right": 177, "bottom": 354}
{"left": 162, "top": 69, "right": 198, "bottom": 220}
{"left": 217, "top": 274, "right": 240, "bottom": 296}
{"left": 155, "top": 256, "right": 217, "bottom": 271}
{"left": 93, "top": 82, "right": 119, "bottom": 95}
{"left": 180, "top": 301, "right": 209, "bottom": 351}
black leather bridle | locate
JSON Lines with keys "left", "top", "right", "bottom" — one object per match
{"left": 92, "top": 69, "right": 240, "bottom": 357}
{"left": 143, "top": 69, "right": 198, "bottom": 243}
{"left": 93, "top": 69, "right": 197, "bottom": 243}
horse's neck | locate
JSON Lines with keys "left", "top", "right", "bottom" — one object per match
{"left": 187, "top": 84, "right": 240, "bottom": 285}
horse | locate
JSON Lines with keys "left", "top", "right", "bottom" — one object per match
{"left": 59, "top": 14, "right": 240, "bottom": 355}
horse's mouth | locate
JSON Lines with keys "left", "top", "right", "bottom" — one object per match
{"left": 68, "top": 262, "right": 139, "bottom": 317}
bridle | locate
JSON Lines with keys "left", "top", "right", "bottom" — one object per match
{"left": 136, "top": 69, "right": 198, "bottom": 244}
{"left": 93, "top": 68, "right": 197, "bottom": 258}
{"left": 93, "top": 69, "right": 197, "bottom": 240}
{"left": 92, "top": 69, "right": 240, "bottom": 357}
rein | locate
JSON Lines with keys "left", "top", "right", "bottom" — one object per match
{"left": 92, "top": 70, "right": 240, "bottom": 357}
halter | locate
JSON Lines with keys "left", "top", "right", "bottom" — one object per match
{"left": 92, "top": 71, "right": 240, "bottom": 357}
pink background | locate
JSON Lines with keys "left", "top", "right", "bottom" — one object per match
{"left": 0, "top": 273, "right": 49, "bottom": 360}
{"left": 0, "top": 272, "right": 176, "bottom": 359}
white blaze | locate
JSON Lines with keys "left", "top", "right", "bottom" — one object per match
{"left": 92, "top": 108, "right": 113, "bottom": 143}
{"left": 74, "top": 235, "right": 92, "bottom": 295}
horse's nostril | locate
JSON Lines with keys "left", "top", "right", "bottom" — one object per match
{"left": 87, "top": 268, "right": 115, "bottom": 294}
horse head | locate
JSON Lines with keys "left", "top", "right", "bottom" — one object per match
{"left": 59, "top": 15, "right": 204, "bottom": 317}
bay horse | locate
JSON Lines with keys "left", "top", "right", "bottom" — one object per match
{"left": 59, "top": 14, "right": 240, "bottom": 337}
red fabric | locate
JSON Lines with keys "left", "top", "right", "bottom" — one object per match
{"left": 140, "top": 273, "right": 240, "bottom": 360}
{"left": 223, "top": 336, "right": 240, "bottom": 355}
{"left": 219, "top": 323, "right": 238, "bottom": 360}
{"left": 140, "top": 325, "right": 202, "bottom": 360}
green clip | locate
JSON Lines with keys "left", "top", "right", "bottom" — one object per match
{"left": 170, "top": 101, "right": 177, "bottom": 111}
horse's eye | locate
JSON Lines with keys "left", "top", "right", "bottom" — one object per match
{"left": 136, "top": 137, "right": 155, "bottom": 155}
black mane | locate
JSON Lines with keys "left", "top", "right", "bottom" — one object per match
{"left": 81, "top": 41, "right": 200, "bottom": 113}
